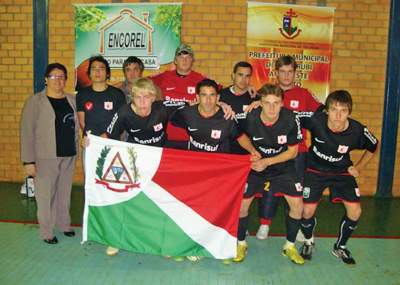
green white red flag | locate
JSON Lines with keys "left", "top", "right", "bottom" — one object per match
{"left": 82, "top": 135, "right": 251, "bottom": 259}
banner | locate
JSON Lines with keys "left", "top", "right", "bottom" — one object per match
{"left": 247, "top": 2, "right": 335, "bottom": 101}
{"left": 82, "top": 135, "right": 251, "bottom": 259}
{"left": 74, "top": 3, "right": 182, "bottom": 89}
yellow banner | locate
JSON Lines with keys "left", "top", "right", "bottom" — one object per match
{"left": 247, "top": 2, "right": 335, "bottom": 101}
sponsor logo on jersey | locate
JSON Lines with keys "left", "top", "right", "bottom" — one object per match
{"left": 278, "top": 135, "right": 287, "bottom": 144}
{"left": 252, "top": 136, "right": 264, "bottom": 141}
{"left": 165, "top": 96, "right": 191, "bottom": 103}
{"left": 303, "top": 187, "right": 310, "bottom": 199}
{"left": 189, "top": 136, "right": 219, "bottom": 152}
{"left": 313, "top": 146, "right": 343, "bottom": 162}
{"left": 84, "top": 101, "right": 94, "bottom": 111}
{"left": 235, "top": 112, "right": 247, "bottom": 120}
{"left": 337, "top": 145, "right": 349, "bottom": 154}
{"left": 130, "top": 129, "right": 141, "bottom": 133}
{"left": 187, "top": 86, "right": 196, "bottom": 94}
{"left": 295, "top": 183, "right": 303, "bottom": 192}
{"left": 259, "top": 146, "right": 283, "bottom": 155}
{"left": 166, "top": 87, "right": 176, "bottom": 91}
{"left": 188, "top": 127, "right": 198, "bottom": 132}
{"left": 133, "top": 132, "right": 164, "bottom": 145}
{"left": 104, "top": 101, "right": 113, "bottom": 110}
{"left": 153, "top": 123, "right": 163, "bottom": 132}
{"left": 315, "top": 137, "right": 325, "bottom": 143}
{"left": 290, "top": 100, "right": 299, "bottom": 109}
{"left": 211, "top": 129, "right": 222, "bottom": 139}
{"left": 355, "top": 188, "right": 360, "bottom": 197}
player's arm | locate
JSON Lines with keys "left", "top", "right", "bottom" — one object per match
{"left": 169, "top": 107, "right": 188, "bottom": 130}
{"left": 237, "top": 134, "right": 261, "bottom": 161}
{"left": 77, "top": 111, "right": 85, "bottom": 132}
{"left": 348, "top": 144, "right": 379, "bottom": 177}
{"left": 252, "top": 144, "right": 298, "bottom": 172}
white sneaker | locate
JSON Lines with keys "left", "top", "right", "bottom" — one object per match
{"left": 106, "top": 246, "right": 119, "bottom": 256}
{"left": 256, "top": 225, "right": 269, "bottom": 240}
{"left": 296, "top": 230, "right": 314, "bottom": 243}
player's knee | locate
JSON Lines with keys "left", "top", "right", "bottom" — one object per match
{"left": 347, "top": 206, "right": 362, "bottom": 221}
{"left": 302, "top": 204, "right": 316, "bottom": 219}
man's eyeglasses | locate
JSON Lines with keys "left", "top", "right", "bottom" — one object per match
{"left": 47, "top": 75, "right": 66, "bottom": 80}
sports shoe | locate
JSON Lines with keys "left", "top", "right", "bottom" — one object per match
{"left": 256, "top": 225, "right": 270, "bottom": 240}
{"left": 221, "top": 258, "right": 232, "bottom": 265}
{"left": 173, "top": 256, "right": 184, "bottom": 262}
{"left": 282, "top": 245, "right": 305, "bottom": 265}
{"left": 233, "top": 243, "right": 248, "bottom": 262}
{"left": 186, "top": 256, "right": 203, "bottom": 262}
{"left": 300, "top": 242, "right": 314, "bottom": 260}
{"left": 332, "top": 245, "right": 356, "bottom": 265}
{"left": 106, "top": 246, "right": 119, "bottom": 256}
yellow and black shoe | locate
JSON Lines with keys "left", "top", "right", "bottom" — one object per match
{"left": 233, "top": 243, "right": 248, "bottom": 263}
{"left": 282, "top": 245, "right": 305, "bottom": 265}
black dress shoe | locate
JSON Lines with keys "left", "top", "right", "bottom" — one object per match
{"left": 43, "top": 236, "right": 58, "bottom": 244}
{"left": 63, "top": 231, "right": 75, "bottom": 237}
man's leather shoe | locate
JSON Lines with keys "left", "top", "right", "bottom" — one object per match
{"left": 63, "top": 231, "right": 75, "bottom": 237}
{"left": 43, "top": 237, "right": 58, "bottom": 244}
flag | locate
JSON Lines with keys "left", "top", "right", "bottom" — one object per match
{"left": 82, "top": 135, "right": 251, "bottom": 259}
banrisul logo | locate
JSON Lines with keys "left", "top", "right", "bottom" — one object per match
{"left": 95, "top": 146, "right": 140, "bottom": 192}
{"left": 98, "top": 8, "right": 158, "bottom": 69}
{"left": 278, "top": 8, "right": 302, "bottom": 40}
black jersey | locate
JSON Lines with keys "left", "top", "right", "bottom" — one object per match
{"left": 219, "top": 86, "right": 254, "bottom": 154}
{"left": 244, "top": 107, "right": 302, "bottom": 176}
{"left": 76, "top": 85, "right": 126, "bottom": 135}
{"left": 171, "top": 105, "right": 242, "bottom": 153}
{"left": 299, "top": 111, "right": 378, "bottom": 174}
{"left": 106, "top": 101, "right": 183, "bottom": 147}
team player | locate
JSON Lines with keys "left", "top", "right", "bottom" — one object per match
{"left": 76, "top": 55, "right": 126, "bottom": 138}
{"left": 297, "top": 90, "right": 378, "bottom": 264}
{"left": 256, "top": 55, "right": 322, "bottom": 240}
{"left": 151, "top": 44, "right": 207, "bottom": 149}
{"left": 219, "top": 61, "right": 255, "bottom": 154}
{"left": 233, "top": 84, "right": 305, "bottom": 265}
{"left": 114, "top": 56, "right": 145, "bottom": 102}
{"left": 106, "top": 78, "right": 183, "bottom": 147}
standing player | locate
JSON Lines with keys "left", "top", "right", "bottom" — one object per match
{"left": 106, "top": 78, "right": 183, "bottom": 146}
{"left": 297, "top": 90, "right": 378, "bottom": 264}
{"left": 151, "top": 43, "right": 206, "bottom": 149}
{"left": 233, "top": 84, "right": 304, "bottom": 265}
{"left": 76, "top": 55, "right": 126, "bottom": 138}
{"left": 256, "top": 55, "right": 322, "bottom": 240}
{"left": 219, "top": 61, "right": 255, "bottom": 154}
{"left": 114, "top": 56, "right": 144, "bottom": 103}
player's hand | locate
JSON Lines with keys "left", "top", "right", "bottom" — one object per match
{"left": 348, "top": 166, "right": 359, "bottom": 177}
{"left": 250, "top": 150, "right": 262, "bottom": 161}
{"left": 251, "top": 158, "right": 269, "bottom": 172}
{"left": 24, "top": 164, "right": 36, "bottom": 177}
{"left": 218, "top": 101, "right": 235, "bottom": 120}
{"left": 244, "top": 101, "right": 261, "bottom": 113}
{"left": 81, "top": 136, "right": 90, "bottom": 148}
{"left": 248, "top": 86, "right": 258, "bottom": 98}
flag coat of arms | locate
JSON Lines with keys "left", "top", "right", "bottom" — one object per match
{"left": 82, "top": 135, "right": 251, "bottom": 259}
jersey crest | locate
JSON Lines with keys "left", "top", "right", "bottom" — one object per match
{"left": 290, "top": 100, "right": 299, "bottom": 109}
{"left": 153, "top": 123, "right": 163, "bottom": 132}
{"left": 277, "top": 135, "right": 287, "bottom": 144}
{"left": 187, "top": 86, "right": 196, "bottom": 94}
{"left": 211, "top": 129, "right": 222, "bottom": 139}
{"left": 104, "top": 101, "right": 113, "bottom": 110}
{"left": 337, "top": 145, "right": 349, "bottom": 154}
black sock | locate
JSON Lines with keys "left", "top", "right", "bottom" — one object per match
{"left": 300, "top": 216, "right": 316, "bottom": 240}
{"left": 336, "top": 216, "right": 358, "bottom": 248}
{"left": 237, "top": 216, "right": 249, "bottom": 241}
{"left": 258, "top": 190, "right": 279, "bottom": 220}
{"left": 286, "top": 215, "right": 301, "bottom": 243}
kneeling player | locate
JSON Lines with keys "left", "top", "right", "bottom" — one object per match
{"left": 234, "top": 84, "right": 305, "bottom": 265}
{"left": 298, "top": 90, "right": 378, "bottom": 264}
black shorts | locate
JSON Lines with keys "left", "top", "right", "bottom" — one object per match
{"left": 244, "top": 172, "right": 303, "bottom": 199}
{"left": 302, "top": 171, "right": 360, "bottom": 204}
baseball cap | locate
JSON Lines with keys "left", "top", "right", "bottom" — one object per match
{"left": 175, "top": 43, "right": 194, "bottom": 57}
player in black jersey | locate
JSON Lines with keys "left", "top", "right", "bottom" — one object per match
{"left": 171, "top": 79, "right": 256, "bottom": 154}
{"left": 297, "top": 90, "right": 379, "bottom": 265}
{"left": 233, "top": 84, "right": 305, "bottom": 265}
{"left": 105, "top": 78, "right": 183, "bottom": 147}
{"left": 76, "top": 55, "right": 126, "bottom": 137}
{"left": 219, "top": 61, "right": 255, "bottom": 154}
